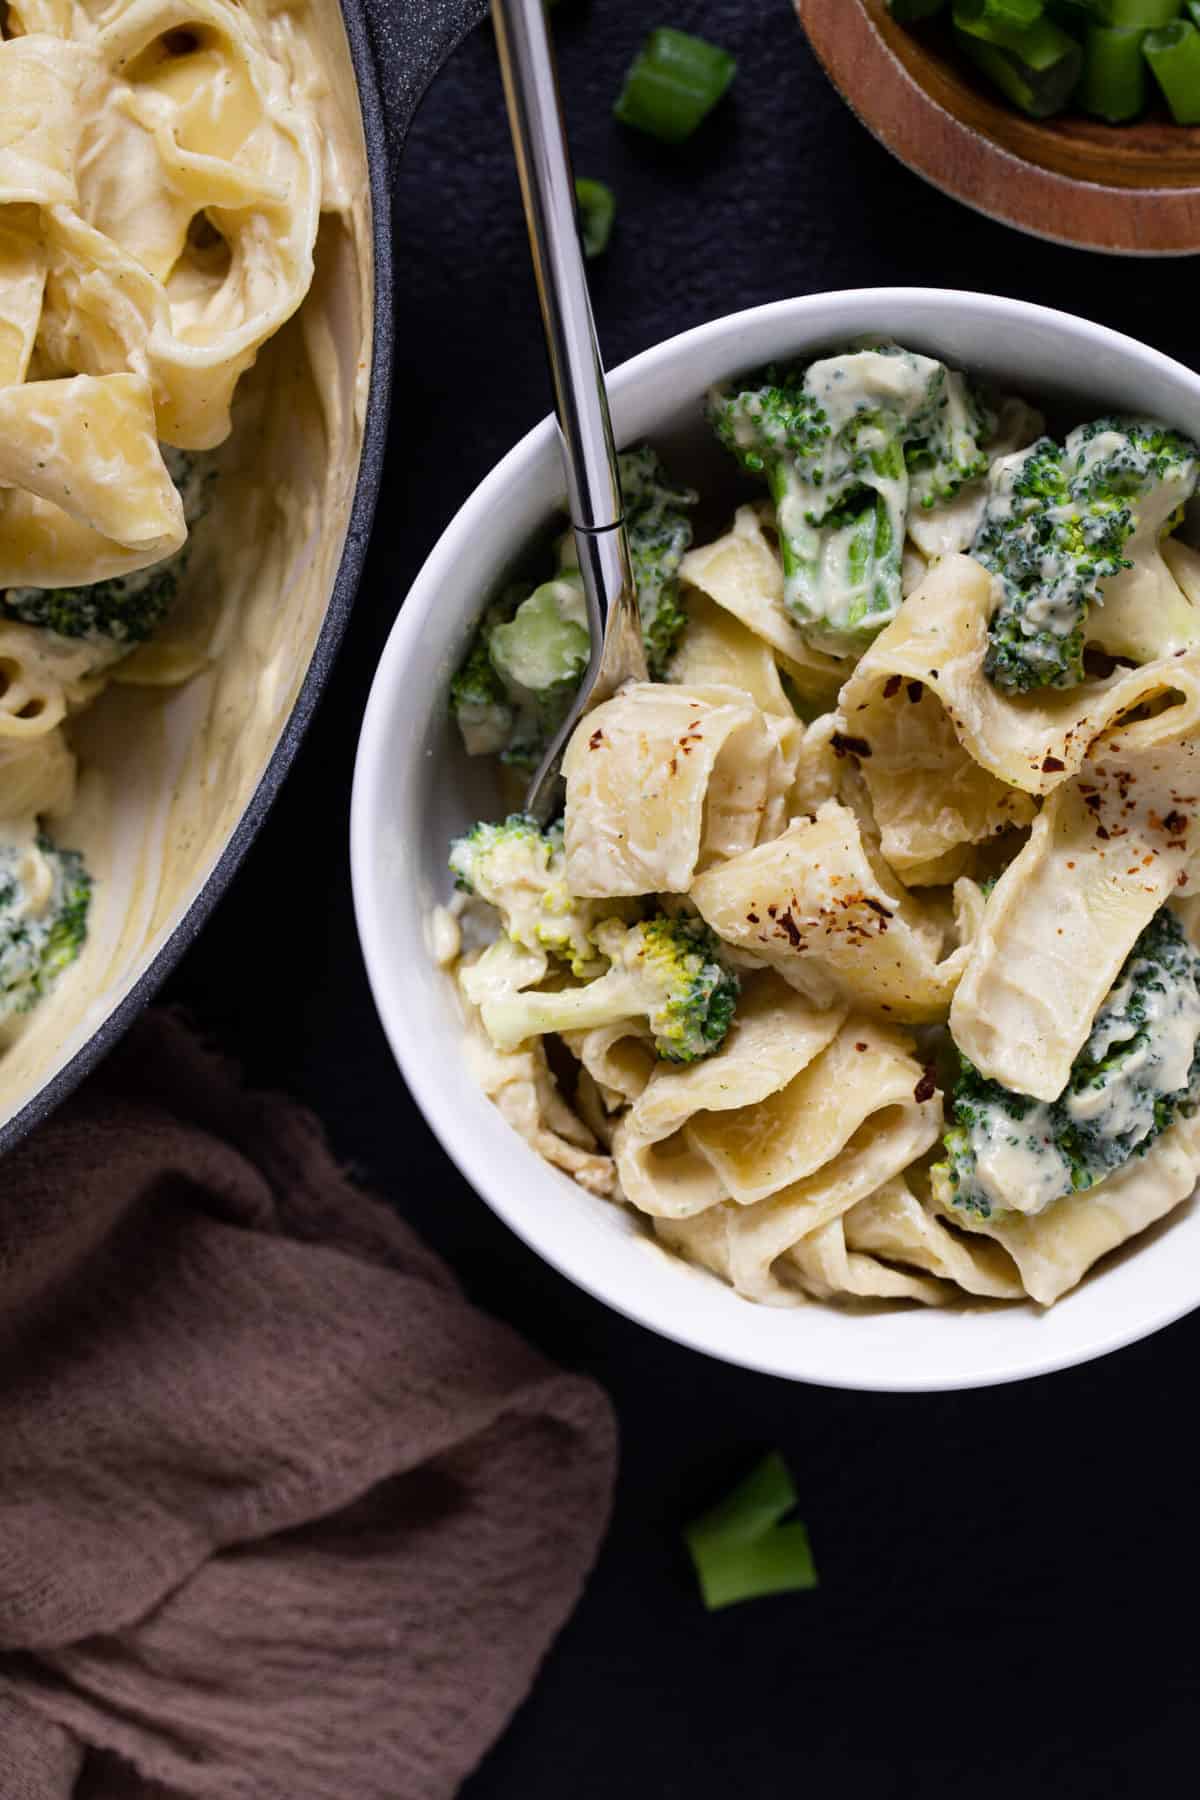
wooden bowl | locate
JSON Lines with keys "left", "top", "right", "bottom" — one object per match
{"left": 797, "top": 0, "right": 1200, "bottom": 254}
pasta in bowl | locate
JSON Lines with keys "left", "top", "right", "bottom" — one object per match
{"left": 0, "top": 0, "right": 380, "bottom": 1136}
{"left": 353, "top": 291, "right": 1200, "bottom": 1390}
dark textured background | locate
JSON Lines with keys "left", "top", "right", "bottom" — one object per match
{"left": 166, "top": 5, "right": 1200, "bottom": 1793}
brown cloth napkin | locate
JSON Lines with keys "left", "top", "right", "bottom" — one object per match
{"left": 0, "top": 1012, "right": 617, "bottom": 1799}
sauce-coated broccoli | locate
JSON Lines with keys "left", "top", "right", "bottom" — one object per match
{"left": 974, "top": 417, "right": 1200, "bottom": 693}
{"left": 0, "top": 833, "right": 92, "bottom": 1024}
{"left": 709, "top": 347, "right": 993, "bottom": 656}
{"left": 479, "top": 912, "right": 739, "bottom": 1063}
{"left": 937, "top": 906, "right": 1200, "bottom": 1219}
{"left": 619, "top": 445, "right": 698, "bottom": 675}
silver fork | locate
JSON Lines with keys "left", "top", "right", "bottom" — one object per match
{"left": 492, "top": 0, "right": 647, "bottom": 826}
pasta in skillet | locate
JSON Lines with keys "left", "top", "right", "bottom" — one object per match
{"left": 0, "top": 0, "right": 322, "bottom": 1032}
{"left": 440, "top": 343, "right": 1200, "bottom": 1312}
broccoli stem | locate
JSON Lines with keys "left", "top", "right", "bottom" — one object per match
{"left": 483, "top": 968, "right": 648, "bottom": 1050}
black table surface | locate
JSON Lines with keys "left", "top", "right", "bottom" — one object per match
{"left": 165, "top": 5, "right": 1200, "bottom": 1794}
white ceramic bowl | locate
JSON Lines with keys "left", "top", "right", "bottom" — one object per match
{"left": 351, "top": 287, "right": 1200, "bottom": 1391}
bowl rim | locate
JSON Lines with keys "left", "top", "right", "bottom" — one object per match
{"left": 352, "top": 286, "right": 1200, "bottom": 1391}
{"left": 0, "top": 0, "right": 396, "bottom": 1159}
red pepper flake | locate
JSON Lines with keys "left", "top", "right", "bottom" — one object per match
{"left": 1066, "top": 861, "right": 1075, "bottom": 870}
{"left": 1096, "top": 826, "right": 1110, "bottom": 840}
{"left": 883, "top": 674, "right": 902, "bottom": 699}
{"left": 776, "top": 911, "right": 803, "bottom": 949}
{"left": 855, "top": 1041, "right": 868, "bottom": 1052}
{"left": 913, "top": 1067, "right": 937, "bottom": 1104}
{"left": 1164, "top": 810, "right": 1187, "bottom": 835}
{"left": 1083, "top": 794, "right": 1102, "bottom": 811}
{"left": 746, "top": 911, "right": 760, "bottom": 924}
{"left": 588, "top": 729, "right": 605, "bottom": 749}
{"left": 906, "top": 681, "right": 923, "bottom": 704}
{"left": 831, "top": 732, "right": 872, "bottom": 759}
{"left": 863, "top": 897, "right": 894, "bottom": 920}
{"left": 1042, "top": 755, "right": 1065, "bottom": 773}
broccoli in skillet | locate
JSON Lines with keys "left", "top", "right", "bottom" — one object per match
{"left": 0, "top": 833, "right": 92, "bottom": 1024}
{"left": 3, "top": 447, "right": 217, "bottom": 665}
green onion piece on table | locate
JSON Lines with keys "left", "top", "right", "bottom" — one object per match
{"left": 955, "top": 0, "right": 1047, "bottom": 39}
{"left": 614, "top": 28, "right": 737, "bottom": 144}
{"left": 953, "top": 9, "right": 1085, "bottom": 112}
{"left": 1080, "top": 22, "right": 1150, "bottom": 116}
{"left": 1145, "top": 17, "right": 1200, "bottom": 119}
{"left": 574, "top": 179, "right": 615, "bottom": 258}
{"left": 683, "top": 1451, "right": 818, "bottom": 1612}
{"left": 886, "top": 0, "right": 949, "bottom": 20}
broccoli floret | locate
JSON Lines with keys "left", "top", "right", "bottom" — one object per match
{"left": 619, "top": 446, "right": 698, "bottom": 675}
{"left": 448, "top": 606, "right": 518, "bottom": 758}
{"left": 974, "top": 417, "right": 1200, "bottom": 694}
{"left": 936, "top": 907, "right": 1200, "bottom": 1219}
{"left": 449, "top": 585, "right": 530, "bottom": 757}
{"left": 449, "top": 444, "right": 695, "bottom": 765}
{"left": 448, "top": 572, "right": 587, "bottom": 772}
{"left": 905, "top": 369, "right": 996, "bottom": 512}
{"left": 480, "top": 912, "right": 738, "bottom": 1063}
{"left": 3, "top": 446, "right": 217, "bottom": 661}
{"left": 709, "top": 347, "right": 984, "bottom": 656}
{"left": 482, "top": 572, "right": 586, "bottom": 705}
{"left": 449, "top": 812, "right": 603, "bottom": 977}
{"left": 0, "top": 833, "right": 92, "bottom": 1023}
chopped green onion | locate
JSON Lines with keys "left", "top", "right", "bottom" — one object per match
{"left": 1080, "top": 22, "right": 1150, "bottom": 116}
{"left": 1071, "top": 0, "right": 1183, "bottom": 23}
{"left": 953, "top": 12, "right": 1084, "bottom": 112}
{"left": 574, "top": 179, "right": 615, "bottom": 258}
{"left": 954, "top": 0, "right": 1047, "bottom": 39}
{"left": 886, "top": 0, "right": 949, "bottom": 19}
{"left": 1144, "top": 17, "right": 1200, "bottom": 119}
{"left": 683, "top": 1452, "right": 818, "bottom": 1612}
{"left": 614, "top": 28, "right": 737, "bottom": 144}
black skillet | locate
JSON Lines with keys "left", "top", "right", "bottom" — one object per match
{"left": 0, "top": 0, "right": 487, "bottom": 1153}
